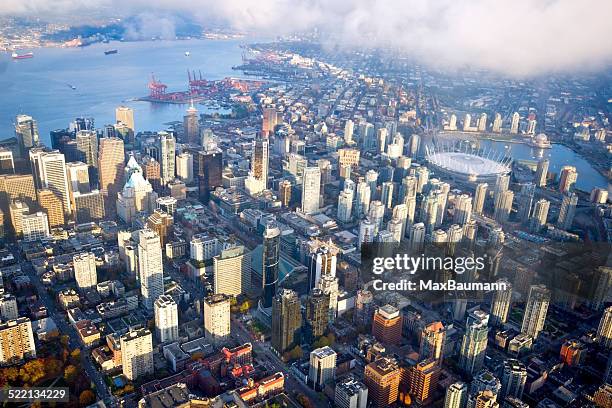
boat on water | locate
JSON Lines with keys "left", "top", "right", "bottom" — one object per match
{"left": 67, "top": 84, "right": 76, "bottom": 90}
{"left": 11, "top": 52, "right": 33, "bottom": 59}
{"left": 184, "top": 51, "right": 190, "bottom": 56}
{"left": 104, "top": 49, "right": 118, "bottom": 55}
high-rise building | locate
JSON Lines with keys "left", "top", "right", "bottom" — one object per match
{"left": 492, "top": 113, "right": 502, "bottom": 133}
{"left": 590, "top": 267, "right": 612, "bottom": 311}
{"left": 477, "top": 113, "right": 487, "bottom": 132}
{"left": 204, "top": 294, "right": 231, "bottom": 344}
{"left": 98, "top": 137, "right": 125, "bottom": 211}
{"left": 372, "top": 304, "right": 402, "bottom": 345}
{"left": 447, "top": 114, "right": 458, "bottom": 131}
{"left": 30, "top": 150, "right": 71, "bottom": 216}
{"left": 317, "top": 275, "right": 340, "bottom": 322}
{"left": 195, "top": 148, "right": 222, "bottom": 203}
{"left": 262, "top": 223, "right": 280, "bottom": 308}
{"left": 493, "top": 190, "right": 513, "bottom": 223}
{"left": 500, "top": 359, "right": 527, "bottom": 400}
{"left": 302, "top": 166, "right": 321, "bottom": 214}
{"left": 75, "top": 130, "right": 98, "bottom": 169}
{"left": 459, "top": 319, "right": 489, "bottom": 375}
{"left": 37, "top": 188, "right": 65, "bottom": 227}
{"left": 353, "top": 289, "right": 375, "bottom": 328}
{"left": 380, "top": 181, "right": 394, "bottom": 209}
{"left": 306, "top": 289, "right": 329, "bottom": 339}
{"left": 409, "top": 358, "right": 441, "bottom": 405}
{"left": 73, "top": 190, "right": 105, "bottom": 223}
{"left": 420, "top": 321, "right": 446, "bottom": 362}
{"left": 307, "top": 239, "right": 339, "bottom": 290}
{"left": 335, "top": 375, "right": 368, "bottom": 408}
{"left": 463, "top": 114, "right": 472, "bottom": 131}
{"left": 526, "top": 119, "right": 537, "bottom": 135}
{"left": 120, "top": 328, "right": 153, "bottom": 380}
{"left": 0, "top": 294, "right": 18, "bottom": 321}
{"left": 368, "top": 200, "right": 385, "bottom": 233}
{"left": 409, "top": 222, "right": 426, "bottom": 252}
{"left": 8, "top": 200, "right": 29, "bottom": 238}
{"left": 490, "top": 279, "right": 512, "bottom": 327}
{"left": 473, "top": 390, "right": 499, "bottom": 408}
{"left": 454, "top": 194, "right": 473, "bottom": 225}
{"left": 468, "top": 371, "right": 502, "bottom": 408}
{"left": 510, "top": 112, "right": 520, "bottom": 134}
{"left": 158, "top": 131, "right": 176, "bottom": 184}
{"left": 15, "top": 114, "right": 39, "bottom": 155}
{"left": 213, "top": 246, "right": 251, "bottom": 296}
{"left": 0, "top": 174, "right": 36, "bottom": 214}
{"left": 278, "top": 180, "right": 292, "bottom": 207}
{"left": 141, "top": 156, "right": 161, "bottom": 191}
{"left": 183, "top": 102, "right": 200, "bottom": 144}
{"left": 355, "top": 179, "right": 371, "bottom": 217}
{"left": 73, "top": 252, "right": 97, "bottom": 291}
{"left": 262, "top": 106, "right": 278, "bottom": 137}
{"left": 22, "top": 212, "right": 49, "bottom": 241}
{"left": 358, "top": 218, "right": 376, "bottom": 248}
{"left": 271, "top": 289, "right": 302, "bottom": 354}
{"left": 343, "top": 119, "right": 354, "bottom": 144}
{"left": 175, "top": 152, "right": 193, "bottom": 183}
{"left": 0, "top": 317, "right": 36, "bottom": 364}
{"left": 393, "top": 202, "right": 412, "bottom": 239}
{"left": 250, "top": 137, "right": 269, "bottom": 191}
{"left": 590, "top": 187, "right": 609, "bottom": 204}
{"left": 156, "top": 196, "right": 177, "bottom": 216}
{"left": 516, "top": 183, "right": 535, "bottom": 221}
{"left": 146, "top": 209, "right": 173, "bottom": 246}
{"left": 444, "top": 382, "right": 468, "bottom": 408}
{"left": 338, "top": 188, "right": 354, "bottom": 223}
{"left": 363, "top": 357, "right": 400, "bottom": 408}
{"left": 535, "top": 159, "right": 549, "bottom": 187}
{"left": 557, "top": 193, "right": 578, "bottom": 230}
{"left": 521, "top": 284, "right": 550, "bottom": 339}
{"left": 66, "top": 161, "right": 91, "bottom": 195}
{"left": 309, "top": 346, "right": 337, "bottom": 390}
{"left": 593, "top": 384, "right": 612, "bottom": 408}
{"left": 154, "top": 294, "right": 179, "bottom": 343}
{"left": 559, "top": 339, "right": 586, "bottom": 366}
{"left": 597, "top": 306, "right": 612, "bottom": 348}
{"left": 0, "top": 148, "right": 14, "bottom": 175}
{"left": 558, "top": 166, "right": 578, "bottom": 194}
{"left": 115, "top": 106, "right": 135, "bottom": 131}
{"left": 137, "top": 229, "right": 164, "bottom": 310}
{"left": 529, "top": 199, "right": 550, "bottom": 233}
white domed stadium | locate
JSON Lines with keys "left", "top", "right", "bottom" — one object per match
{"left": 425, "top": 144, "right": 511, "bottom": 183}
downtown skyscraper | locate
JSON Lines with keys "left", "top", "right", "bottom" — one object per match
{"left": 261, "top": 223, "right": 281, "bottom": 308}
{"left": 137, "top": 229, "right": 164, "bottom": 310}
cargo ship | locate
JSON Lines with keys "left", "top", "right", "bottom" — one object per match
{"left": 104, "top": 49, "right": 118, "bottom": 55}
{"left": 11, "top": 52, "right": 34, "bottom": 59}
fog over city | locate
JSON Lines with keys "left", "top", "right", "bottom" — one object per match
{"left": 2, "top": 0, "right": 612, "bottom": 76}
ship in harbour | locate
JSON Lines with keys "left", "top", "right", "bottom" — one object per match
{"left": 11, "top": 51, "right": 34, "bottom": 59}
{"left": 104, "top": 49, "right": 118, "bottom": 55}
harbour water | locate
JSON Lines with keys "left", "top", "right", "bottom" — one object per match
{"left": 479, "top": 139, "right": 609, "bottom": 192}
{"left": 0, "top": 38, "right": 248, "bottom": 144}
{"left": 1, "top": 40, "right": 608, "bottom": 193}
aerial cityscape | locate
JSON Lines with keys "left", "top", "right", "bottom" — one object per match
{"left": 0, "top": 2, "right": 611, "bottom": 407}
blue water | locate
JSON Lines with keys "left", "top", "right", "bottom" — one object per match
{"left": 480, "top": 139, "right": 610, "bottom": 192}
{"left": 0, "top": 39, "right": 248, "bottom": 144}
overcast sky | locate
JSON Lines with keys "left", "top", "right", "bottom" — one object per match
{"left": 3, "top": 0, "right": 612, "bottom": 77}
